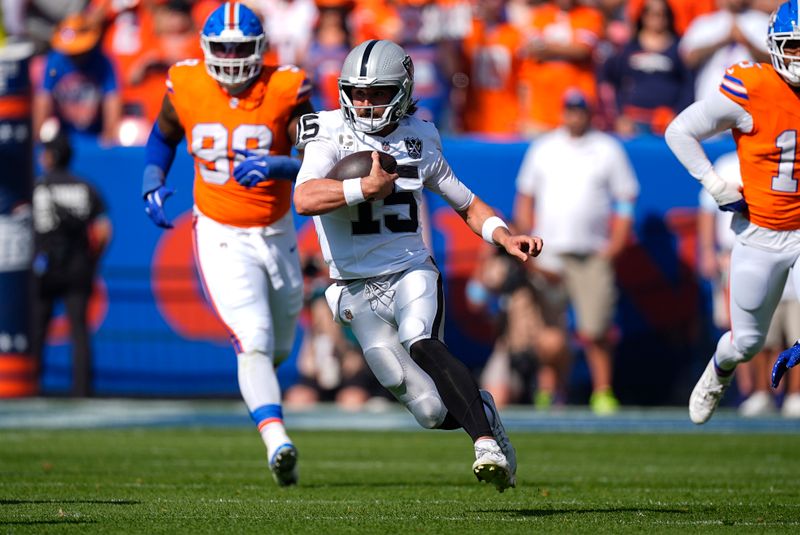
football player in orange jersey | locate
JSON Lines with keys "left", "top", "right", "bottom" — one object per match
{"left": 141, "top": 1, "right": 314, "bottom": 486}
{"left": 665, "top": 0, "right": 800, "bottom": 424}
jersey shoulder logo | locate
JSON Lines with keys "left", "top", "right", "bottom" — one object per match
{"left": 404, "top": 137, "right": 423, "bottom": 159}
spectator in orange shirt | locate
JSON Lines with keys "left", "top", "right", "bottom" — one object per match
{"left": 350, "top": 0, "right": 402, "bottom": 43}
{"left": 520, "top": 0, "right": 604, "bottom": 134}
{"left": 87, "top": 0, "right": 210, "bottom": 124}
{"left": 457, "top": 0, "right": 525, "bottom": 135}
{"left": 126, "top": 1, "right": 202, "bottom": 122}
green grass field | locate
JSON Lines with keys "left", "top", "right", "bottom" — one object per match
{"left": 2, "top": 427, "right": 800, "bottom": 533}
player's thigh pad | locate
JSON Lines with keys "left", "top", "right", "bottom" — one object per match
{"left": 340, "top": 283, "right": 446, "bottom": 428}
{"left": 394, "top": 261, "right": 444, "bottom": 350}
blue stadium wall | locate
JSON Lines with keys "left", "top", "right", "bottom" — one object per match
{"left": 39, "top": 134, "right": 737, "bottom": 405}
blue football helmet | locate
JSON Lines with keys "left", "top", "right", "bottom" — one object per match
{"left": 200, "top": 2, "right": 266, "bottom": 87}
{"left": 768, "top": 0, "right": 800, "bottom": 85}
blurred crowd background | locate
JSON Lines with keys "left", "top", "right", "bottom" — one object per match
{"left": 3, "top": 0, "right": 797, "bottom": 418}
{"left": 0, "top": 0, "right": 782, "bottom": 144}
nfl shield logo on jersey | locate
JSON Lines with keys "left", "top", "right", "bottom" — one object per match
{"left": 404, "top": 137, "right": 422, "bottom": 159}
{"left": 343, "top": 309, "right": 353, "bottom": 321}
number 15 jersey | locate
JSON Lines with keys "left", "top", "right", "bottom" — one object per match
{"left": 296, "top": 111, "right": 475, "bottom": 280}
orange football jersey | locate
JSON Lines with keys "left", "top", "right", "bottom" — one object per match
{"left": 167, "top": 60, "right": 310, "bottom": 227}
{"left": 461, "top": 18, "right": 525, "bottom": 135}
{"left": 520, "top": 4, "right": 603, "bottom": 131}
{"left": 720, "top": 62, "right": 800, "bottom": 231}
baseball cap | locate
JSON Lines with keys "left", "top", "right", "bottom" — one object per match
{"left": 51, "top": 14, "right": 101, "bottom": 55}
{"left": 563, "top": 88, "right": 590, "bottom": 110}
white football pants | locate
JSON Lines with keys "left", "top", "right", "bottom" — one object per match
{"left": 716, "top": 228, "right": 800, "bottom": 368}
{"left": 325, "top": 258, "right": 448, "bottom": 428}
{"left": 193, "top": 209, "right": 303, "bottom": 361}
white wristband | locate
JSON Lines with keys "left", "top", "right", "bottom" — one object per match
{"left": 342, "top": 178, "right": 366, "bottom": 206}
{"left": 481, "top": 216, "right": 508, "bottom": 245}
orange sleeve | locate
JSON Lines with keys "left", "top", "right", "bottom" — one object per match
{"left": 278, "top": 67, "right": 313, "bottom": 109}
{"left": 718, "top": 62, "right": 761, "bottom": 112}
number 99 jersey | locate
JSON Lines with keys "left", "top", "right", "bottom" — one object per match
{"left": 167, "top": 59, "right": 311, "bottom": 227}
{"left": 296, "top": 110, "right": 475, "bottom": 280}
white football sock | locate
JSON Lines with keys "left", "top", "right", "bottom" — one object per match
{"left": 237, "top": 350, "right": 291, "bottom": 457}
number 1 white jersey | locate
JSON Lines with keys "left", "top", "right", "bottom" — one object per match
{"left": 296, "top": 111, "right": 475, "bottom": 280}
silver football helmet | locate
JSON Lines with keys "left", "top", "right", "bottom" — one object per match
{"left": 338, "top": 40, "right": 415, "bottom": 133}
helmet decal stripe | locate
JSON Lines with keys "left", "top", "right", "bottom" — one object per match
{"left": 227, "top": 2, "right": 237, "bottom": 30}
{"left": 360, "top": 40, "right": 379, "bottom": 77}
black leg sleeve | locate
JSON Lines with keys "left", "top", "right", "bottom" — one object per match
{"left": 410, "top": 338, "right": 492, "bottom": 441}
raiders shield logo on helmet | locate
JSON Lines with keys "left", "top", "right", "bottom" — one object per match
{"left": 404, "top": 137, "right": 422, "bottom": 159}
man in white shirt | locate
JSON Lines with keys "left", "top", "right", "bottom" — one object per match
{"left": 514, "top": 89, "right": 640, "bottom": 415}
{"left": 679, "top": 0, "right": 770, "bottom": 101}
{"left": 294, "top": 39, "right": 542, "bottom": 492}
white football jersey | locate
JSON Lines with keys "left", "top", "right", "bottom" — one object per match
{"left": 296, "top": 111, "right": 475, "bottom": 280}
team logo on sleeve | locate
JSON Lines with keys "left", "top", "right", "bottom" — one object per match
{"left": 404, "top": 137, "right": 422, "bottom": 159}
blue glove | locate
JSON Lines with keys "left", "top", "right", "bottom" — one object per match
{"left": 233, "top": 149, "right": 300, "bottom": 187}
{"left": 719, "top": 199, "right": 748, "bottom": 213}
{"left": 771, "top": 341, "right": 800, "bottom": 388}
{"left": 144, "top": 185, "right": 175, "bottom": 229}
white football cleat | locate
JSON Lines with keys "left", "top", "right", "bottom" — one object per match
{"left": 269, "top": 443, "right": 298, "bottom": 487}
{"left": 472, "top": 439, "right": 513, "bottom": 493}
{"left": 738, "top": 391, "right": 776, "bottom": 418}
{"left": 480, "top": 389, "right": 517, "bottom": 486}
{"left": 689, "top": 357, "right": 732, "bottom": 424}
{"left": 781, "top": 393, "right": 800, "bottom": 419}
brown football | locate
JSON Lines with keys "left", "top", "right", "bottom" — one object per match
{"left": 326, "top": 150, "right": 397, "bottom": 180}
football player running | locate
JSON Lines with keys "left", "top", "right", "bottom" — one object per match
{"left": 294, "top": 39, "right": 542, "bottom": 492}
{"left": 665, "top": 0, "right": 800, "bottom": 424}
{"left": 141, "top": 2, "right": 313, "bottom": 486}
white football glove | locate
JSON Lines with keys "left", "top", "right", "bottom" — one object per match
{"left": 699, "top": 168, "right": 747, "bottom": 212}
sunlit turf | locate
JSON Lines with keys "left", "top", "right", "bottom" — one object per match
{"left": 2, "top": 429, "right": 799, "bottom": 533}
